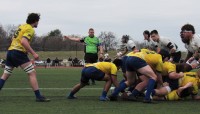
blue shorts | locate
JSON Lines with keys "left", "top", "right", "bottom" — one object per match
{"left": 121, "top": 56, "right": 128, "bottom": 73}
{"left": 126, "top": 56, "right": 147, "bottom": 72}
{"left": 6, "top": 50, "right": 30, "bottom": 67}
{"left": 81, "top": 66, "right": 105, "bottom": 84}
{"left": 164, "top": 77, "right": 179, "bottom": 90}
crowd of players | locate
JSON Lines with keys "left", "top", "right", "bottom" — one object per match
{"left": 0, "top": 13, "right": 200, "bottom": 103}
{"left": 68, "top": 24, "right": 200, "bottom": 103}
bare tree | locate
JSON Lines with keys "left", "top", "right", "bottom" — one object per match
{"left": 0, "top": 25, "right": 8, "bottom": 51}
{"left": 98, "top": 31, "right": 118, "bottom": 52}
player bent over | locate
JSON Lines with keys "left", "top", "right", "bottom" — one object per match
{"left": 0, "top": 13, "right": 50, "bottom": 102}
{"left": 67, "top": 59, "right": 122, "bottom": 101}
{"left": 109, "top": 49, "right": 164, "bottom": 103}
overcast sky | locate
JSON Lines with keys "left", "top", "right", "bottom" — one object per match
{"left": 1, "top": 0, "right": 200, "bottom": 51}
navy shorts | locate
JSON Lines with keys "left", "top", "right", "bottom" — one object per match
{"left": 165, "top": 77, "right": 179, "bottom": 90}
{"left": 6, "top": 50, "right": 30, "bottom": 67}
{"left": 126, "top": 56, "right": 147, "bottom": 72}
{"left": 84, "top": 53, "right": 98, "bottom": 63}
{"left": 121, "top": 56, "right": 128, "bottom": 73}
{"left": 81, "top": 66, "right": 105, "bottom": 84}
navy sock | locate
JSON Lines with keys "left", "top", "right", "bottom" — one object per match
{"left": 69, "top": 91, "right": 75, "bottom": 97}
{"left": 127, "top": 86, "right": 134, "bottom": 92}
{"left": 131, "top": 89, "right": 140, "bottom": 97}
{"left": 34, "top": 90, "right": 41, "bottom": 98}
{"left": 151, "top": 90, "right": 156, "bottom": 96}
{"left": 145, "top": 79, "right": 156, "bottom": 100}
{"left": 112, "top": 82, "right": 127, "bottom": 96}
{"left": 101, "top": 91, "right": 107, "bottom": 97}
{"left": 119, "top": 79, "right": 126, "bottom": 84}
{"left": 0, "top": 79, "right": 5, "bottom": 90}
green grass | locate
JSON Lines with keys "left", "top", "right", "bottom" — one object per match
{"left": 0, "top": 67, "right": 200, "bottom": 114}
{"left": 0, "top": 51, "right": 118, "bottom": 61}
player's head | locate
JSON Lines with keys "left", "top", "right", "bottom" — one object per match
{"left": 26, "top": 13, "right": 40, "bottom": 28}
{"left": 112, "top": 59, "right": 122, "bottom": 69}
{"left": 176, "top": 63, "right": 192, "bottom": 73}
{"left": 150, "top": 30, "right": 159, "bottom": 42}
{"left": 159, "top": 49, "right": 170, "bottom": 61}
{"left": 143, "top": 30, "right": 150, "bottom": 40}
{"left": 181, "top": 24, "right": 195, "bottom": 44}
{"left": 179, "top": 87, "right": 193, "bottom": 98}
{"left": 88, "top": 28, "right": 94, "bottom": 38}
{"left": 121, "top": 35, "right": 129, "bottom": 43}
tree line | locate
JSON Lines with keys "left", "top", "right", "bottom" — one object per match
{"left": 0, "top": 24, "right": 142, "bottom": 52}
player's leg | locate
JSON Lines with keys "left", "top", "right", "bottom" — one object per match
{"left": 68, "top": 83, "right": 86, "bottom": 99}
{"left": 20, "top": 62, "right": 50, "bottom": 102}
{"left": 0, "top": 66, "right": 14, "bottom": 90}
{"left": 152, "top": 86, "right": 171, "bottom": 96}
{"left": 100, "top": 74, "right": 112, "bottom": 101}
{"left": 68, "top": 67, "right": 89, "bottom": 99}
{"left": 0, "top": 51, "right": 14, "bottom": 90}
{"left": 137, "top": 65, "right": 157, "bottom": 103}
{"left": 131, "top": 75, "right": 148, "bottom": 97}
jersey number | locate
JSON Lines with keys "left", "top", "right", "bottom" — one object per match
{"left": 13, "top": 28, "right": 21, "bottom": 38}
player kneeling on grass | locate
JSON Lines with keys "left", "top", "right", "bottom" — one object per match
{"left": 153, "top": 69, "right": 200, "bottom": 101}
{"left": 67, "top": 59, "right": 122, "bottom": 101}
{"left": 0, "top": 13, "right": 50, "bottom": 102}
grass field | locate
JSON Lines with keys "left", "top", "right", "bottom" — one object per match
{"left": 0, "top": 67, "right": 200, "bottom": 114}
{"left": 0, "top": 51, "right": 118, "bottom": 60}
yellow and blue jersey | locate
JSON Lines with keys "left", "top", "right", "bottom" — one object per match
{"left": 179, "top": 72, "right": 199, "bottom": 95}
{"left": 85, "top": 62, "right": 118, "bottom": 76}
{"left": 165, "top": 90, "right": 180, "bottom": 101}
{"left": 162, "top": 62, "right": 176, "bottom": 76}
{"left": 127, "top": 49, "right": 163, "bottom": 72}
{"left": 8, "top": 24, "right": 34, "bottom": 53}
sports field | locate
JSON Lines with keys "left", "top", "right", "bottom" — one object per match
{"left": 0, "top": 67, "right": 200, "bottom": 114}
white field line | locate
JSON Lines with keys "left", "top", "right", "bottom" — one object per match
{"left": 2, "top": 88, "right": 104, "bottom": 90}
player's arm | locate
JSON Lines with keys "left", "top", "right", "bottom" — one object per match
{"left": 168, "top": 72, "right": 184, "bottom": 79}
{"left": 192, "top": 95, "right": 200, "bottom": 100}
{"left": 21, "top": 37, "right": 39, "bottom": 60}
{"left": 120, "top": 47, "right": 129, "bottom": 57}
{"left": 110, "top": 74, "right": 119, "bottom": 88}
{"left": 63, "top": 36, "right": 81, "bottom": 42}
{"left": 184, "top": 51, "right": 193, "bottom": 63}
{"left": 156, "top": 71, "right": 163, "bottom": 88}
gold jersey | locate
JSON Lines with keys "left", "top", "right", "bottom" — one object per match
{"left": 8, "top": 24, "right": 34, "bottom": 53}
{"left": 85, "top": 62, "right": 118, "bottom": 76}
{"left": 162, "top": 62, "right": 176, "bottom": 76}
{"left": 127, "top": 49, "right": 163, "bottom": 72}
{"left": 179, "top": 72, "right": 199, "bottom": 95}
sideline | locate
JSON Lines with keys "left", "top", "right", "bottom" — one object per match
{"left": 3, "top": 88, "right": 103, "bottom": 90}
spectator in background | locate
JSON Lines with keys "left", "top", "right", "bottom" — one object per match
{"left": 54, "top": 57, "right": 59, "bottom": 67}
{"left": 72, "top": 57, "right": 80, "bottom": 66}
{"left": 64, "top": 28, "right": 104, "bottom": 85}
{"left": 46, "top": 58, "right": 51, "bottom": 68}
{"left": 68, "top": 56, "right": 73, "bottom": 66}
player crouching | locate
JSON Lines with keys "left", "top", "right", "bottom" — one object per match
{"left": 67, "top": 59, "right": 122, "bottom": 101}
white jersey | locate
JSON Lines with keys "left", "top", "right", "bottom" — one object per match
{"left": 185, "top": 34, "right": 200, "bottom": 53}
{"left": 143, "top": 39, "right": 157, "bottom": 51}
{"left": 157, "top": 36, "right": 179, "bottom": 52}
{"left": 126, "top": 40, "right": 136, "bottom": 51}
